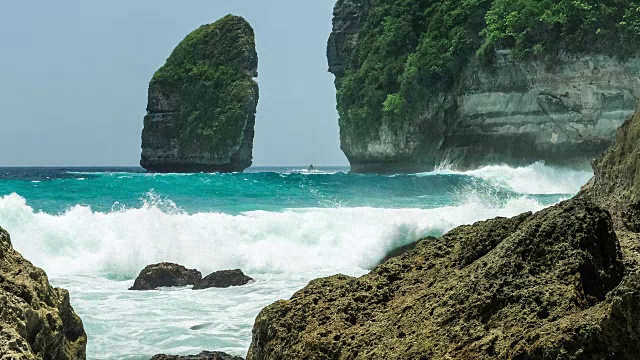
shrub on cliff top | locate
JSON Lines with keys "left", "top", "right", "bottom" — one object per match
{"left": 151, "top": 15, "right": 257, "bottom": 155}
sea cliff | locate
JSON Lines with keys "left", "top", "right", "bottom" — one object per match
{"left": 141, "top": 15, "right": 258, "bottom": 173}
{"left": 246, "top": 105, "right": 640, "bottom": 358}
{"left": 328, "top": 0, "right": 640, "bottom": 173}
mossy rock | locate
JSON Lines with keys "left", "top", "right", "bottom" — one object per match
{"left": 141, "top": 15, "right": 258, "bottom": 173}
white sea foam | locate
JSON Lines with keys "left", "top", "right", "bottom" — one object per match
{"left": 0, "top": 162, "right": 585, "bottom": 358}
{"left": 420, "top": 161, "right": 593, "bottom": 195}
{"left": 0, "top": 192, "right": 546, "bottom": 279}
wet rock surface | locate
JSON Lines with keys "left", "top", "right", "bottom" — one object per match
{"left": 129, "top": 262, "right": 202, "bottom": 291}
{"left": 0, "top": 226, "right": 87, "bottom": 359}
{"left": 193, "top": 269, "right": 253, "bottom": 290}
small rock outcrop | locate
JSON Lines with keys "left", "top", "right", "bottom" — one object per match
{"left": 193, "top": 269, "right": 253, "bottom": 290}
{"left": 141, "top": 15, "right": 259, "bottom": 173}
{"left": 150, "top": 351, "right": 244, "bottom": 360}
{"left": 0, "top": 226, "right": 87, "bottom": 359}
{"left": 247, "top": 199, "right": 640, "bottom": 359}
{"left": 328, "top": 0, "right": 640, "bottom": 173}
{"left": 129, "top": 263, "right": 202, "bottom": 291}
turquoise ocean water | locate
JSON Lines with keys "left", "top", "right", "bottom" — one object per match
{"left": 0, "top": 164, "right": 592, "bottom": 359}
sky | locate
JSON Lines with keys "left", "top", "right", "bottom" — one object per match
{"left": 0, "top": 1, "right": 347, "bottom": 166}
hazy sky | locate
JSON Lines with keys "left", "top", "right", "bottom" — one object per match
{"left": 0, "top": 1, "right": 347, "bottom": 166}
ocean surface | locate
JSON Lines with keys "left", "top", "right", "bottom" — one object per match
{"left": 0, "top": 163, "right": 593, "bottom": 359}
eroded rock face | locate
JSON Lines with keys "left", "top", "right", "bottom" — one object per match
{"left": 582, "top": 106, "right": 640, "bottom": 231}
{"left": 0, "top": 227, "right": 87, "bottom": 359}
{"left": 247, "top": 199, "right": 640, "bottom": 359}
{"left": 150, "top": 351, "right": 244, "bottom": 360}
{"left": 141, "top": 15, "right": 258, "bottom": 173}
{"left": 440, "top": 53, "right": 640, "bottom": 170}
{"left": 328, "top": 0, "right": 640, "bottom": 173}
{"left": 192, "top": 269, "right": 253, "bottom": 290}
{"left": 129, "top": 263, "right": 202, "bottom": 291}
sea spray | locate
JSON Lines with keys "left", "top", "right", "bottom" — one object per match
{"left": 0, "top": 192, "right": 545, "bottom": 278}
{"left": 0, "top": 164, "right": 591, "bottom": 358}
{"left": 430, "top": 161, "right": 593, "bottom": 194}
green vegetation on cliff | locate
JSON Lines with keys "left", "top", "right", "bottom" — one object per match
{"left": 337, "top": 0, "right": 640, "bottom": 140}
{"left": 151, "top": 14, "right": 258, "bottom": 154}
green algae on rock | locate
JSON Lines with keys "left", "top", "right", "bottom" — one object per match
{"left": 0, "top": 227, "right": 86, "bottom": 359}
{"left": 328, "top": 0, "right": 640, "bottom": 173}
{"left": 141, "top": 15, "right": 258, "bottom": 173}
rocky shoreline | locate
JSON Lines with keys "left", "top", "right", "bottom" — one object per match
{"left": 245, "top": 106, "right": 640, "bottom": 358}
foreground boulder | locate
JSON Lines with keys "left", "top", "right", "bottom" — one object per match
{"left": 129, "top": 263, "right": 202, "bottom": 291}
{"left": 0, "top": 227, "right": 87, "bottom": 359}
{"left": 247, "top": 199, "right": 640, "bottom": 359}
{"left": 582, "top": 107, "right": 640, "bottom": 232}
{"left": 151, "top": 351, "right": 244, "bottom": 360}
{"left": 193, "top": 269, "right": 253, "bottom": 290}
{"left": 140, "top": 14, "right": 259, "bottom": 173}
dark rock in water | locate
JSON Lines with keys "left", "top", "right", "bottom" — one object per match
{"left": 150, "top": 351, "right": 244, "bottom": 360}
{"left": 247, "top": 199, "right": 638, "bottom": 359}
{"left": 129, "top": 262, "right": 202, "bottom": 291}
{"left": 140, "top": 15, "right": 258, "bottom": 173}
{"left": 193, "top": 269, "right": 253, "bottom": 290}
{"left": 0, "top": 226, "right": 87, "bottom": 358}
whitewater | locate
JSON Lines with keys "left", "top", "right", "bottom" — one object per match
{"left": 0, "top": 163, "right": 593, "bottom": 359}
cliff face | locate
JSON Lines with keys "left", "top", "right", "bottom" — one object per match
{"left": 141, "top": 15, "right": 258, "bottom": 173}
{"left": 328, "top": 0, "right": 640, "bottom": 173}
{"left": 0, "top": 227, "right": 87, "bottom": 359}
{"left": 246, "top": 106, "right": 640, "bottom": 358}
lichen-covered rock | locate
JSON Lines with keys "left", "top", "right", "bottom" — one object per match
{"left": 192, "top": 269, "right": 252, "bottom": 290}
{"left": 0, "top": 227, "right": 87, "bottom": 359}
{"left": 129, "top": 263, "right": 202, "bottom": 291}
{"left": 582, "top": 105, "right": 640, "bottom": 232}
{"left": 141, "top": 15, "right": 258, "bottom": 173}
{"left": 328, "top": 0, "right": 640, "bottom": 173}
{"left": 150, "top": 351, "right": 244, "bottom": 360}
{"left": 247, "top": 199, "right": 640, "bottom": 359}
